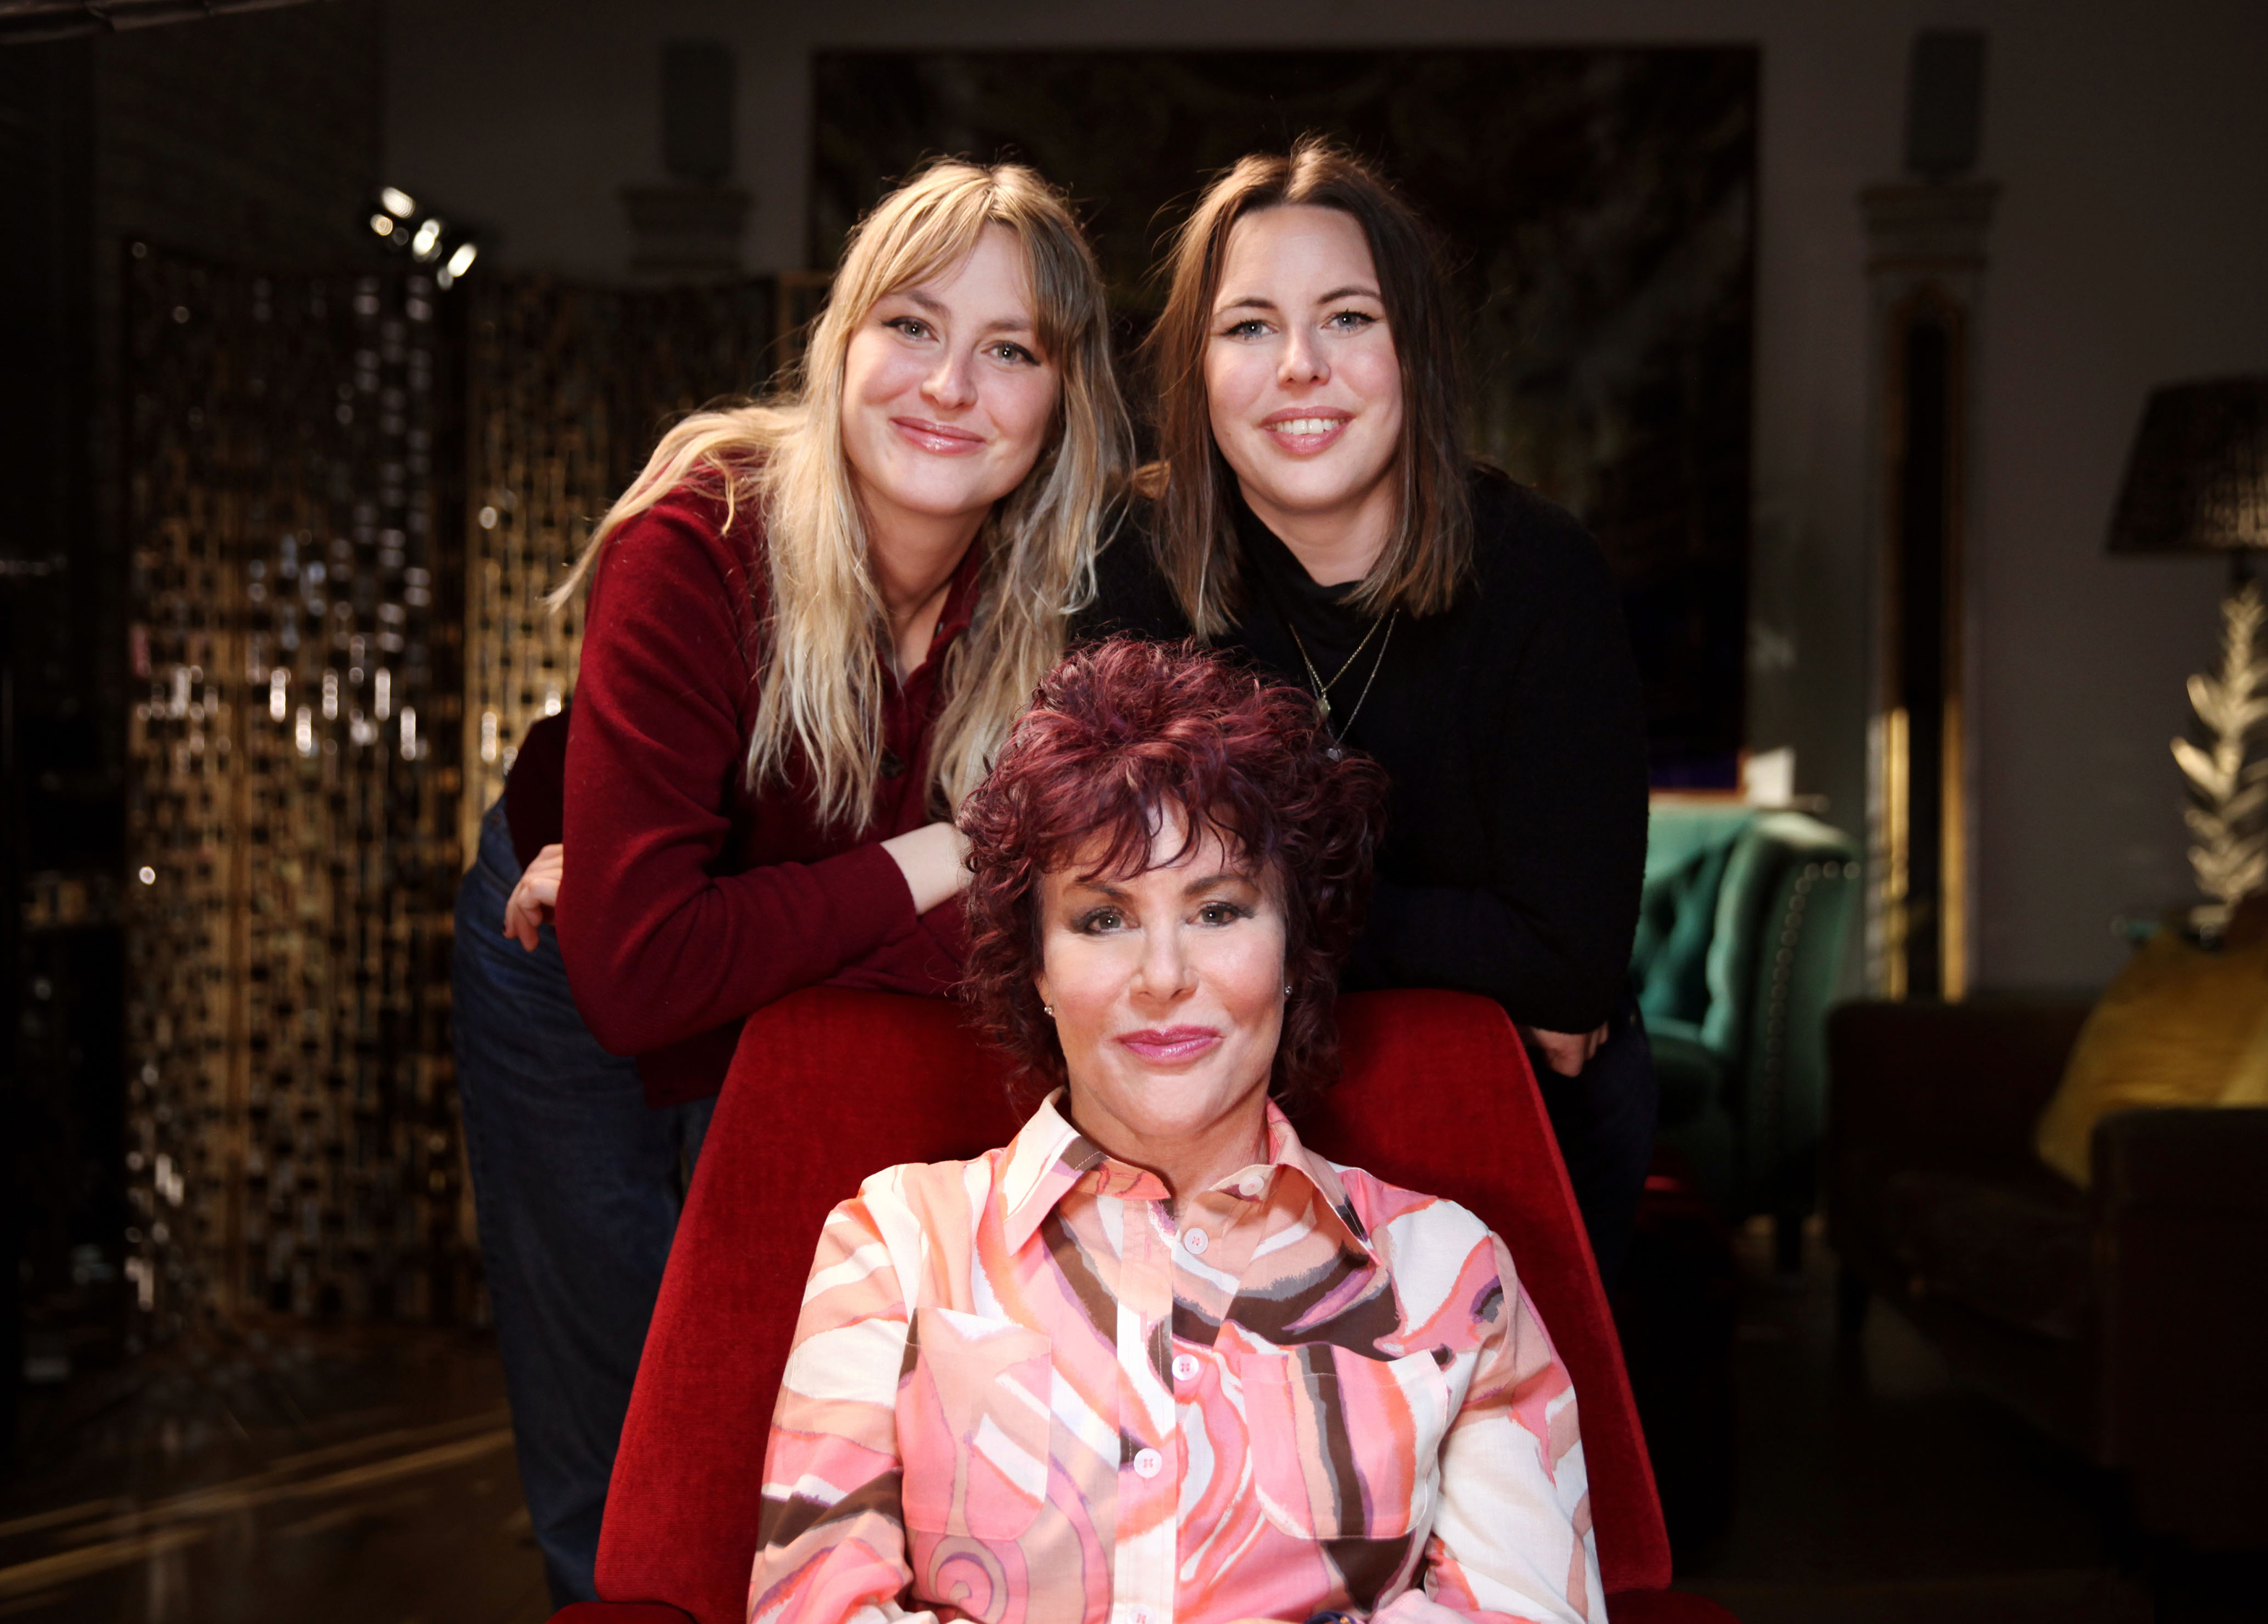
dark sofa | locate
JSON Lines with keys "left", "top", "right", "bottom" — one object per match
{"left": 1826, "top": 998, "right": 2268, "bottom": 1549}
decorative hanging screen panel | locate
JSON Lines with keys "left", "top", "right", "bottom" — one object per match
{"left": 124, "top": 252, "right": 467, "bottom": 1331}
{"left": 125, "top": 258, "right": 772, "bottom": 1336}
{"left": 460, "top": 276, "right": 774, "bottom": 846}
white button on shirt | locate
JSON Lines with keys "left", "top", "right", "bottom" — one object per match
{"left": 746, "top": 1089, "right": 1609, "bottom": 1624}
{"left": 1172, "top": 1353, "right": 1200, "bottom": 1382}
{"left": 1181, "top": 1227, "right": 1209, "bottom": 1257}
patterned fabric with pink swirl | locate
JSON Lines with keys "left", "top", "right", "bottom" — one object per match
{"left": 747, "top": 1092, "right": 1604, "bottom": 1624}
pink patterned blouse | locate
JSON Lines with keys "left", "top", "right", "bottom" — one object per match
{"left": 748, "top": 1091, "right": 1605, "bottom": 1624}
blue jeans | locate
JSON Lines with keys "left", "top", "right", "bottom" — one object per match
{"left": 1530, "top": 994, "right": 1658, "bottom": 1289}
{"left": 452, "top": 801, "right": 715, "bottom": 1606}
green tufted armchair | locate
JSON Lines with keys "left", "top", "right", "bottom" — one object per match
{"left": 1633, "top": 803, "right": 1861, "bottom": 1269}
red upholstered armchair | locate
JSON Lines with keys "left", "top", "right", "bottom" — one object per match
{"left": 554, "top": 988, "right": 1732, "bottom": 1624}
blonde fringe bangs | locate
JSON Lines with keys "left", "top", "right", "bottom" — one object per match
{"left": 553, "top": 159, "right": 1130, "bottom": 832}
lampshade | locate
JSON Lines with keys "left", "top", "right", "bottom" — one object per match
{"left": 2107, "top": 377, "right": 2268, "bottom": 554}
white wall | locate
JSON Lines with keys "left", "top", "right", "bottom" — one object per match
{"left": 383, "top": 0, "right": 2268, "bottom": 992}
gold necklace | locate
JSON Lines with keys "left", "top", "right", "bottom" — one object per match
{"left": 1287, "top": 611, "right": 1397, "bottom": 757}
{"left": 1291, "top": 608, "right": 1390, "bottom": 708}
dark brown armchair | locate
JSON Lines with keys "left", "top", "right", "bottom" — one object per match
{"left": 1826, "top": 999, "right": 2268, "bottom": 1549}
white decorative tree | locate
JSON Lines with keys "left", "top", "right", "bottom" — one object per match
{"left": 2173, "top": 580, "right": 2268, "bottom": 932}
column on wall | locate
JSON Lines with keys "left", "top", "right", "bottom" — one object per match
{"left": 1860, "top": 180, "right": 1997, "bottom": 999}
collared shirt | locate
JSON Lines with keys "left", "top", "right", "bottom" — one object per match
{"left": 748, "top": 1093, "right": 1604, "bottom": 1624}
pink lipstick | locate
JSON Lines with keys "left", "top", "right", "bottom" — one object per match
{"left": 1114, "top": 1025, "right": 1222, "bottom": 1064}
{"left": 891, "top": 416, "right": 986, "bottom": 455}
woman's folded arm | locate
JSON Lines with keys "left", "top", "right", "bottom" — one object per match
{"left": 1398, "top": 1235, "right": 1607, "bottom": 1624}
{"left": 557, "top": 502, "right": 932, "bottom": 1055}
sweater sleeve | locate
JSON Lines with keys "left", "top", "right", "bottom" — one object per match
{"left": 554, "top": 499, "right": 926, "bottom": 1057}
{"left": 1345, "top": 503, "right": 1648, "bottom": 1033}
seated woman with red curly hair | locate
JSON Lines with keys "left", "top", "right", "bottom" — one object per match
{"left": 748, "top": 638, "right": 1604, "bottom": 1624}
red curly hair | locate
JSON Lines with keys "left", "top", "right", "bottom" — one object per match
{"left": 959, "top": 638, "right": 1388, "bottom": 1104}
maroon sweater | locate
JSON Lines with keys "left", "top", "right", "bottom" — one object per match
{"left": 551, "top": 484, "right": 974, "bottom": 1107}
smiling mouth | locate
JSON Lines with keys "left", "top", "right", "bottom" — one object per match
{"left": 891, "top": 417, "right": 986, "bottom": 454}
{"left": 1261, "top": 413, "right": 1351, "bottom": 452}
{"left": 1114, "top": 1026, "right": 1223, "bottom": 1064}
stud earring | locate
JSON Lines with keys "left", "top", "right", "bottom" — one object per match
{"left": 1282, "top": 984, "right": 1294, "bottom": 998}
{"left": 1042, "top": 1003, "right": 1055, "bottom": 1017}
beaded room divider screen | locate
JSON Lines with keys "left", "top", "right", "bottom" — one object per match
{"left": 124, "top": 253, "right": 467, "bottom": 1331}
{"left": 125, "top": 258, "right": 774, "bottom": 1335}
{"left": 460, "top": 276, "right": 773, "bottom": 852}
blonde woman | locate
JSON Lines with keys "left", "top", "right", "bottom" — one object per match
{"left": 449, "top": 159, "right": 1127, "bottom": 1607}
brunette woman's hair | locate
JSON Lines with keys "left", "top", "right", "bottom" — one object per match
{"left": 959, "top": 637, "right": 1387, "bottom": 1105}
{"left": 554, "top": 158, "right": 1130, "bottom": 829}
{"left": 1138, "top": 135, "right": 1472, "bottom": 638}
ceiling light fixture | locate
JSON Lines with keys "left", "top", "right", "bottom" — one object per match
{"left": 367, "top": 187, "right": 482, "bottom": 289}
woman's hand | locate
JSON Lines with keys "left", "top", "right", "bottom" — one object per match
{"left": 1520, "top": 1020, "right": 1609, "bottom": 1078}
{"left": 503, "top": 843, "right": 564, "bottom": 952}
{"left": 881, "top": 821, "right": 973, "bottom": 915}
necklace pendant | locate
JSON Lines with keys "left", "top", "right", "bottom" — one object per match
{"left": 1325, "top": 745, "right": 1345, "bottom": 763}
{"left": 1314, "top": 693, "right": 1332, "bottom": 722}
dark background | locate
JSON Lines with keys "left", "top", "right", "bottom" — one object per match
{"left": 816, "top": 48, "right": 1756, "bottom": 785}
{"left": 4, "top": 7, "right": 2267, "bottom": 1619}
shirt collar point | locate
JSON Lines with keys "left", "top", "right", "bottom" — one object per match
{"left": 1001, "top": 1088, "right": 1135, "bottom": 1251}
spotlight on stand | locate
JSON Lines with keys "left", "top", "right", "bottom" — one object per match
{"left": 367, "top": 186, "right": 481, "bottom": 289}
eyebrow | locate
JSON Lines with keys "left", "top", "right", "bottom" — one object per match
{"left": 887, "top": 289, "right": 1038, "bottom": 338}
{"left": 1214, "top": 284, "right": 1382, "bottom": 314}
{"left": 1069, "top": 869, "right": 1255, "bottom": 902}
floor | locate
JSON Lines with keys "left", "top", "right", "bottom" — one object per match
{"left": 1, "top": 1227, "right": 2260, "bottom": 1623}
{"left": 1675, "top": 1220, "right": 2262, "bottom": 1624}
{"left": 0, "top": 1329, "right": 548, "bottom": 1624}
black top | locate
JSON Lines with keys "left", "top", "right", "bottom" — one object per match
{"left": 504, "top": 706, "right": 571, "bottom": 869}
{"left": 1075, "top": 469, "right": 1648, "bottom": 1033}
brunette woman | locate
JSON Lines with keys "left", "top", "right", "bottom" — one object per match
{"left": 1080, "top": 138, "right": 1653, "bottom": 1284}
{"left": 451, "top": 158, "right": 1128, "bottom": 1604}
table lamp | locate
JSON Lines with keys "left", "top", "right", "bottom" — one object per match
{"left": 2109, "top": 376, "right": 2268, "bottom": 931}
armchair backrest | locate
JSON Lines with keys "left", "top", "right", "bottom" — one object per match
{"left": 1705, "top": 813, "right": 1858, "bottom": 1062}
{"left": 593, "top": 987, "right": 1670, "bottom": 1623}
{"left": 1638, "top": 806, "right": 1861, "bottom": 1056}
{"left": 1719, "top": 815, "right": 1860, "bottom": 1190}
{"left": 1635, "top": 805, "right": 1759, "bottom": 1031}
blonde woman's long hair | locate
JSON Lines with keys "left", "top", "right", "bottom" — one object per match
{"left": 554, "top": 158, "right": 1130, "bottom": 829}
